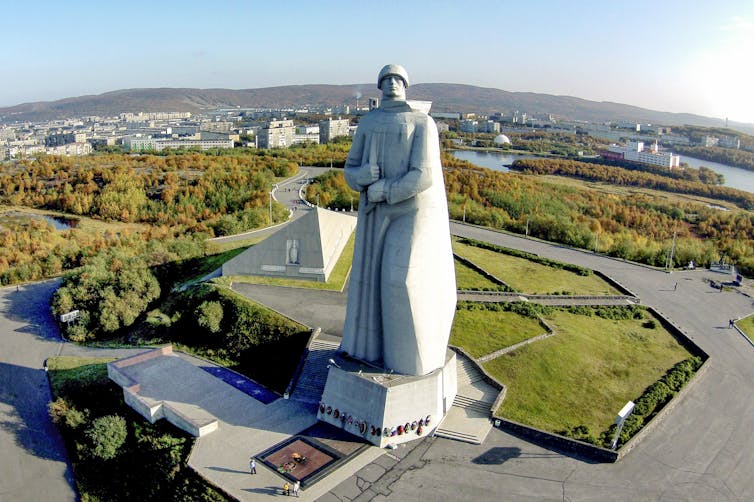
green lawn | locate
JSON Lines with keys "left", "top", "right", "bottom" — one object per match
{"left": 224, "top": 231, "right": 355, "bottom": 291}
{"left": 452, "top": 240, "right": 620, "bottom": 295}
{"left": 454, "top": 259, "right": 502, "bottom": 290}
{"left": 450, "top": 308, "right": 545, "bottom": 358}
{"left": 47, "top": 356, "right": 117, "bottom": 396}
{"left": 735, "top": 314, "right": 754, "bottom": 342}
{"left": 484, "top": 309, "right": 691, "bottom": 435}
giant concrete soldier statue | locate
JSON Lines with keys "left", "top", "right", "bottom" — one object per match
{"left": 340, "top": 64, "right": 456, "bottom": 376}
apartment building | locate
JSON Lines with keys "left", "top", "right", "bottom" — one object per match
{"left": 257, "top": 119, "right": 295, "bottom": 148}
{"left": 319, "top": 118, "right": 350, "bottom": 144}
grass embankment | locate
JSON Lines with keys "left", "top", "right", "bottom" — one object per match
{"left": 450, "top": 304, "right": 545, "bottom": 358}
{"left": 47, "top": 356, "right": 229, "bottom": 501}
{"left": 139, "top": 284, "right": 310, "bottom": 394}
{"left": 224, "top": 231, "right": 355, "bottom": 292}
{"left": 454, "top": 260, "right": 504, "bottom": 290}
{"left": 452, "top": 239, "right": 619, "bottom": 295}
{"left": 484, "top": 308, "right": 691, "bottom": 436}
{"left": 735, "top": 314, "right": 754, "bottom": 342}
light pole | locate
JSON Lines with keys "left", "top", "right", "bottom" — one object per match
{"left": 463, "top": 201, "right": 467, "bottom": 223}
{"left": 612, "top": 401, "right": 635, "bottom": 450}
{"left": 269, "top": 191, "right": 273, "bottom": 223}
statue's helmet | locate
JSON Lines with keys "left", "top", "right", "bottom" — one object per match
{"left": 377, "top": 64, "right": 409, "bottom": 89}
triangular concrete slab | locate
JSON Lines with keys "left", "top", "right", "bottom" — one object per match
{"left": 222, "top": 208, "right": 356, "bottom": 282}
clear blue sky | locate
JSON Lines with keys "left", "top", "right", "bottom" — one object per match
{"left": 3, "top": 0, "right": 754, "bottom": 123}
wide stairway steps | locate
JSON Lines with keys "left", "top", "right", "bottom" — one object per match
{"left": 289, "top": 339, "right": 339, "bottom": 404}
{"left": 434, "top": 353, "right": 498, "bottom": 445}
{"left": 452, "top": 394, "right": 494, "bottom": 414}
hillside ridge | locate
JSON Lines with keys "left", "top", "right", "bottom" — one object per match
{"left": 1, "top": 83, "right": 749, "bottom": 133}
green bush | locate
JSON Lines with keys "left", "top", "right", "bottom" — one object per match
{"left": 48, "top": 397, "right": 88, "bottom": 429}
{"left": 612, "top": 356, "right": 702, "bottom": 448}
{"left": 52, "top": 248, "right": 161, "bottom": 340}
{"left": 197, "top": 300, "right": 223, "bottom": 334}
{"left": 85, "top": 414, "right": 127, "bottom": 460}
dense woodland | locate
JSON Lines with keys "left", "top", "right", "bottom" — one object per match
{"left": 673, "top": 145, "right": 754, "bottom": 172}
{"left": 446, "top": 154, "right": 754, "bottom": 275}
{"left": 2, "top": 139, "right": 754, "bottom": 344}
{"left": 0, "top": 145, "right": 350, "bottom": 285}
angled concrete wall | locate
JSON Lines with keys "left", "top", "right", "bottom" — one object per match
{"left": 222, "top": 208, "right": 355, "bottom": 282}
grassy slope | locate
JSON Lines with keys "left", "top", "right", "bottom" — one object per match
{"left": 454, "top": 259, "right": 501, "bottom": 290}
{"left": 452, "top": 239, "right": 620, "bottom": 295}
{"left": 485, "top": 310, "right": 690, "bottom": 434}
{"left": 735, "top": 314, "right": 754, "bottom": 341}
{"left": 450, "top": 309, "right": 544, "bottom": 358}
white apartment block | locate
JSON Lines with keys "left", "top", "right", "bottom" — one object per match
{"left": 257, "top": 120, "right": 295, "bottom": 148}
{"left": 123, "top": 135, "right": 233, "bottom": 152}
{"left": 319, "top": 118, "right": 350, "bottom": 144}
{"left": 46, "top": 142, "right": 93, "bottom": 156}
{"left": 608, "top": 141, "right": 680, "bottom": 168}
{"left": 120, "top": 112, "right": 191, "bottom": 122}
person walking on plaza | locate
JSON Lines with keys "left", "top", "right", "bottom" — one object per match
{"left": 293, "top": 480, "right": 300, "bottom": 497}
{"left": 249, "top": 457, "right": 256, "bottom": 475}
{"left": 283, "top": 482, "right": 290, "bottom": 496}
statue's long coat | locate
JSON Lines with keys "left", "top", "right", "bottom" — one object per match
{"left": 340, "top": 101, "right": 456, "bottom": 376}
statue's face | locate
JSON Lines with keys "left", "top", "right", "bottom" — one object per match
{"left": 380, "top": 75, "right": 406, "bottom": 100}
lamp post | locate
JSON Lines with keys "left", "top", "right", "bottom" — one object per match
{"left": 269, "top": 191, "right": 273, "bottom": 224}
{"left": 612, "top": 401, "right": 635, "bottom": 450}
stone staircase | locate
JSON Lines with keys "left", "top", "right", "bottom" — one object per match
{"left": 456, "top": 354, "right": 486, "bottom": 387}
{"left": 452, "top": 394, "right": 494, "bottom": 414}
{"left": 434, "top": 353, "right": 498, "bottom": 445}
{"left": 289, "top": 338, "right": 339, "bottom": 404}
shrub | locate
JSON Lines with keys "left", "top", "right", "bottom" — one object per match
{"left": 48, "top": 397, "right": 87, "bottom": 429}
{"left": 85, "top": 414, "right": 127, "bottom": 460}
{"left": 146, "top": 310, "right": 173, "bottom": 329}
{"left": 197, "top": 300, "right": 224, "bottom": 334}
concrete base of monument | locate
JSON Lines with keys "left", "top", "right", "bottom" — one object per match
{"left": 317, "top": 349, "right": 457, "bottom": 448}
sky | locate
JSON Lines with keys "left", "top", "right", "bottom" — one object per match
{"left": 3, "top": 0, "right": 754, "bottom": 124}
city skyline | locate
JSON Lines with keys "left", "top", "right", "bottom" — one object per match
{"left": 3, "top": 0, "right": 754, "bottom": 124}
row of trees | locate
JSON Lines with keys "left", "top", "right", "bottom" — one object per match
{"left": 511, "top": 158, "right": 754, "bottom": 210}
{"left": 674, "top": 145, "right": 754, "bottom": 172}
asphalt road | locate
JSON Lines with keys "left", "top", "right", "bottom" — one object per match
{"left": 0, "top": 280, "right": 148, "bottom": 501}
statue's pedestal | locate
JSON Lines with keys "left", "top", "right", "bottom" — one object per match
{"left": 318, "top": 349, "right": 457, "bottom": 448}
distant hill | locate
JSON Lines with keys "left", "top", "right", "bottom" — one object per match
{"left": 2, "top": 83, "right": 752, "bottom": 134}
